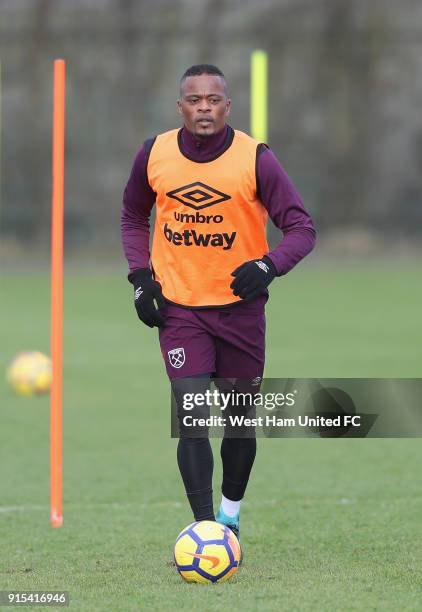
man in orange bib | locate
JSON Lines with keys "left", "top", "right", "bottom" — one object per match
{"left": 121, "top": 65, "right": 316, "bottom": 546}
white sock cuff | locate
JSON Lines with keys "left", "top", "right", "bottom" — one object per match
{"left": 221, "top": 494, "right": 241, "bottom": 518}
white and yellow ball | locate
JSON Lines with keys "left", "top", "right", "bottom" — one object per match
{"left": 174, "top": 520, "right": 241, "bottom": 584}
{"left": 6, "top": 351, "right": 52, "bottom": 396}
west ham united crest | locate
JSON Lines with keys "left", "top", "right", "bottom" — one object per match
{"left": 168, "top": 347, "right": 185, "bottom": 369}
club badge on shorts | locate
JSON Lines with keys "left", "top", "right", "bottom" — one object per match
{"left": 168, "top": 347, "right": 185, "bottom": 369}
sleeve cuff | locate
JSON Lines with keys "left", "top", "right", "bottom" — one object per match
{"left": 263, "top": 253, "right": 282, "bottom": 277}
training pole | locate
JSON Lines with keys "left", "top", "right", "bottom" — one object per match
{"left": 0, "top": 60, "right": 2, "bottom": 222}
{"left": 250, "top": 50, "right": 268, "bottom": 142}
{"left": 50, "top": 59, "right": 66, "bottom": 528}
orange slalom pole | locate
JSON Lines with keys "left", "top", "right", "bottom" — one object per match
{"left": 50, "top": 59, "right": 66, "bottom": 528}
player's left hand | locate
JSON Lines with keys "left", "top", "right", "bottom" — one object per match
{"left": 230, "top": 256, "right": 277, "bottom": 300}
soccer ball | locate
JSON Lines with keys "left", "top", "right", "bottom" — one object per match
{"left": 6, "top": 351, "right": 52, "bottom": 396}
{"left": 174, "top": 520, "right": 241, "bottom": 584}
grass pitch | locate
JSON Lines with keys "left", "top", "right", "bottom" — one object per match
{"left": 1, "top": 261, "right": 422, "bottom": 611}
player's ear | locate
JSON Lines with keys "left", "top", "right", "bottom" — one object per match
{"left": 177, "top": 99, "right": 183, "bottom": 115}
{"left": 225, "top": 98, "right": 231, "bottom": 117}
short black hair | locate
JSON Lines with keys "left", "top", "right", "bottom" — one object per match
{"left": 180, "top": 64, "right": 227, "bottom": 94}
{"left": 181, "top": 64, "right": 225, "bottom": 80}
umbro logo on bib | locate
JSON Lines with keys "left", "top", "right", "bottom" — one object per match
{"left": 166, "top": 182, "right": 231, "bottom": 211}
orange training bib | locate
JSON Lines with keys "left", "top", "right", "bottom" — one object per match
{"left": 147, "top": 128, "right": 269, "bottom": 307}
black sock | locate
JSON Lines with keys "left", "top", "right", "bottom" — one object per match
{"left": 172, "top": 374, "right": 214, "bottom": 520}
{"left": 220, "top": 437, "right": 257, "bottom": 501}
{"left": 177, "top": 437, "right": 215, "bottom": 521}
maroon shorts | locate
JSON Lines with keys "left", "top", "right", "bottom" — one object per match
{"left": 158, "top": 297, "right": 267, "bottom": 380}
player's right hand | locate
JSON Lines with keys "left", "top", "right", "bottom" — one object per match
{"left": 129, "top": 268, "right": 166, "bottom": 328}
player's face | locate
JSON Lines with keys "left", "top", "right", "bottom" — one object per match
{"left": 178, "top": 75, "right": 231, "bottom": 139}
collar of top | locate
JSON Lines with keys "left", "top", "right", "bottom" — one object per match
{"left": 180, "top": 124, "right": 229, "bottom": 161}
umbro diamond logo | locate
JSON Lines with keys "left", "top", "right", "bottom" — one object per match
{"left": 166, "top": 182, "right": 231, "bottom": 211}
{"left": 134, "top": 287, "right": 143, "bottom": 300}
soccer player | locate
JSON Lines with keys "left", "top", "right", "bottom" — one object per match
{"left": 121, "top": 65, "right": 316, "bottom": 545}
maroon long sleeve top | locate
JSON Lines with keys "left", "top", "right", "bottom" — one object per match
{"left": 121, "top": 125, "right": 316, "bottom": 305}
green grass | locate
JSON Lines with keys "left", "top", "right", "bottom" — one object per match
{"left": 1, "top": 262, "right": 422, "bottom": 611}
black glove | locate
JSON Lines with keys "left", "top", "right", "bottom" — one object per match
{"left": 230, "top": 256, "right": 277, "bottom": 301}
{"left": 129, "top": 268, "right": 166, "bottom": 328}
